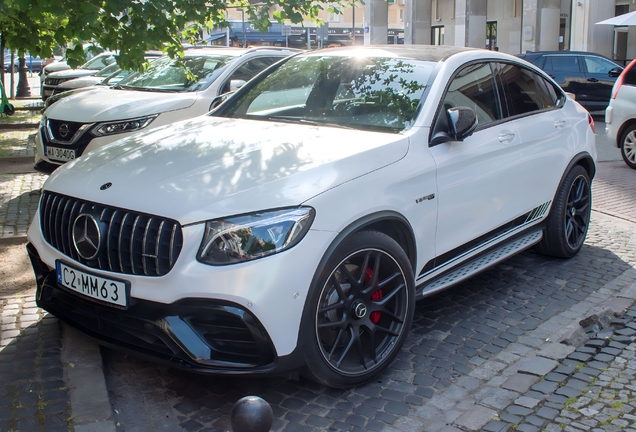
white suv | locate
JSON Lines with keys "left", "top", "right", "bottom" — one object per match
{"left": 27, "top": 46, "right": 596, "bottom": 388}
{"left": 605, "top": 60, "right": 636, "bottom": 169}
{"left": 34, "top": 47, "right": 300, "bottom": 174}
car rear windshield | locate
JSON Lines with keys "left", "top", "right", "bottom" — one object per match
{"left": 116, "top": 54, "right": 234, "bottom": 92}
{"left": 219, "top": 54, "right": 435, "bottom": 133}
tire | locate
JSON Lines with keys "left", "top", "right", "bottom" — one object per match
{"left": 534, "top": 165, "right": 591, "bottom": 258}
{"left": 620, "top": 124, "right": 636, "bottom": 170}
{"left": 301, "top": 231, "right": 415, "bottom": 388}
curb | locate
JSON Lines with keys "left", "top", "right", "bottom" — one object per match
{"left": 0, "top": 123, "right": 38, "bottom": 130}
{"left": 61, "top": 323, "right": 117, "bottom": 432}
{"left": 0, "top": 235, "right": 28, "bottom": 245}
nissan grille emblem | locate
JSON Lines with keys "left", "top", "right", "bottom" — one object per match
{"left": 72, "top": 214, "right": 102, "bottom": 260}
{"left": 58, "top": 123, "right": 70, "bottom": 138}
{"left": 100, "top": 182, "right": 112, "bottom": 191}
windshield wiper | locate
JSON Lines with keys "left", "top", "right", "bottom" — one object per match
{"left": 248, "top": 115, "right": 357, "bottom": 130}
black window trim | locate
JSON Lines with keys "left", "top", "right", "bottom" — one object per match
{"left": 429, "top": 59, "right": 567, "bottom": 146}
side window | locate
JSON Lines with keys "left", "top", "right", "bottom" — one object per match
{"left": 583, "top": 56, "right": 617, "bottom": 74}
{"left": 544, "top": 56, "right": 580, "bottom": 73}
{"left": 442, "top": 62, "right": 501, "bottom": 128}
{"left": 497, "top": 63, "right": 542, "bottom": 117}
{"left": 221, "top": 57, "right": 281, "bottom": 93}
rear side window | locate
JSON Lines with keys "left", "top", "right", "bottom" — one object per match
{"left": 623, "top": 61, "right": 636, "bottom": 86}
{"left": 497, "top": 63, "right": 542, "bottom": 116}
{"left": 544, "top": 56, "right": 580, "bottom": 73}
{"left": 534, "top": 74, "right": 564, "bottom": 108}
{"left": 442, "top": 62, "right": 501, "bottom": 128}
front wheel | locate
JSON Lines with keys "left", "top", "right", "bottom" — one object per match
{"left": 620, "top": 124, "right": 636, "bottom": 170}
{"left": 535, "top": 165, "right": 591, "bottom": 258}
{"left": 301, "top": 231, "right": 415, "bottom": 388}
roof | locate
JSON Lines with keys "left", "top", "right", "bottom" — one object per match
{"left": 182, "top": 46, "right": 301, "bottom": 57}
{"left": 301, "top": 45, "right": 478, "bottom": 62}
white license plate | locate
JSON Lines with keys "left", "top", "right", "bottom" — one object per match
{"left": 46, "top": 146, "right": 75, "bottom": 162}
{"left": 56, "top": 261, "right": 127, "bottom": 307}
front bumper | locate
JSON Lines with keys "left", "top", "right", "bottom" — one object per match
{"left": 27, "top": 243, "right": 304, "bottom": 375}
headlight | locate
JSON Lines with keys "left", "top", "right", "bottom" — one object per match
{"left": 91, "top": 115, "right": 158, "bottom": 136}
{"left": 197, "top": 207, "right": 315, "bottom": 266}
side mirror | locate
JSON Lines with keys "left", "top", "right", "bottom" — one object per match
{"left": 609, "top": 67, "right": 623, "bottom": 78}
{"left": 447, "top": 106, "right": 478, "bottom": 141}
{"left": 229, "top": 79, "right": 247, "bottom": 92}
{"left": 208, "top": 92, "right": 233, "bottom": 111}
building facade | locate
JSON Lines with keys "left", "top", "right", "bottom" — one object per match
{"left": 210, "top": 1, "right": 632, "bottom": 62}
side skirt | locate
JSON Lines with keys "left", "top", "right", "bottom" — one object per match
{"left": 415, "top": 229, "right": 543, "bottom": 300}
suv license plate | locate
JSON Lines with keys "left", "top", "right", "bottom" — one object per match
{"left": 46, "top": 146, "right": 75, "bottom": 162}
{"left": 56, "top": 261, "right": 127, "bottom": 308}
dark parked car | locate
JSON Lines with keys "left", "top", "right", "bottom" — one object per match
{"left": 517, "top": 51, "right": 623, "bottom": 112}
{"left": 3, "top": 54, "right": 45, "bottom": 73}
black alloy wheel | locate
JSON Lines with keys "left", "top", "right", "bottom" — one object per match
{"left": 534, "top": 165, "right": 591, "bottom": 258}
{"left": 303, "top": 231, "right": 414, "bottom": 388}
{"left": 564, "top": 174, "right": 590, "bottom": 250}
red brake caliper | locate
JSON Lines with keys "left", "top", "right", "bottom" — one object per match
{"left": 364, "top": 268, "right": 383, "bottom": 323}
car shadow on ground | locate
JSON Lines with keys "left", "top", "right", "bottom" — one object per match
{"left": 100, "top": 234, "right": 634, "bottom": 432}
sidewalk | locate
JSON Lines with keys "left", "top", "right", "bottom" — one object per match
{"left": 0, "top": 110, "right": 110, "bottom": 432}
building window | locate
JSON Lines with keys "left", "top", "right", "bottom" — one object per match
{"left": 327, "top": 11, "right": 341, "bottom": 22}
{"left": 432, "top": 26, "right": 444, "bottom": 46}
{"left": 399, "top": 9, "right": 404, "bottom": 23}
{"left": 486, "top": 21, "right": 497, "bottom": 50}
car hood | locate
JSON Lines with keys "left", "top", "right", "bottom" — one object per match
{"left": 44, "top": 116, "right": 409, "bottom": 225}
{"left": 48, "top": 69, "right": 97, "bottom": 79}
{"left": 44, "top": 87, "right": 196, "bottom": 122}
{"left": 43, "top": 62, "right": 70, "bottom": 74}
{"left": 59, "top": 76, "right": 103, "bottom": 89}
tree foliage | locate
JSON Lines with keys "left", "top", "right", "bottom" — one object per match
{"left": 0, "top": 0, "right": 356, "bottom": 70}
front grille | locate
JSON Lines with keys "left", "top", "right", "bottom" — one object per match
{"left": 47, "top": 119, "right": 86, "bottom": 142}
{"left": 45, "top": 78, "right": 69, "bottom": 86}
{"left": 40, "top": 191, "right": 183, "bottom": 277}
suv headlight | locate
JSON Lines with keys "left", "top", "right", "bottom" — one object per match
{"left": 91, "top": 115, "right": 158, "bottom": 136}
{"left": 197, "top": 207, "right": 315, "bottom": 266}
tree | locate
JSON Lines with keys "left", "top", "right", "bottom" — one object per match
{"left": 0, "top": 0, "right": 355, "bottom": 71}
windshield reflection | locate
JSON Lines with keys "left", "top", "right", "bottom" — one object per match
{"left": 221, "top": 55, "right": 434, "bottom": 133}
{"left": 117, "top": 55, "right": 233, "bottom": 93}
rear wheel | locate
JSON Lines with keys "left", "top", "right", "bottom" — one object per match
{"left": 535, "top": 165, "right": 591, "bottom": 258}
{"left": 620, "top": 124, "right": 636, "bottom": 170}
{"left": 301, "top": 231, "right": 415, "bottom": 388}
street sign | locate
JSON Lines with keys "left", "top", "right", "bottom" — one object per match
{"left": 281, "top": 25, "right": 292, "bottom": 36}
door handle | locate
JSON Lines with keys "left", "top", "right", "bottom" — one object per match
{"left": 587, "top": 78, "right": 598, "bottom": 83}
{"left": 554, "top": 120, "right": 566, "bottom": 129}
{"left": 498, "top": 131, "right": 515, "bottom": 143}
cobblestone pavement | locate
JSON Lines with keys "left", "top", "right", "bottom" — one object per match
{"left": 0, "top": 173, "right": 46, "bottom": 238}
{"left": 483, "top": 306, "right": 636, "bottom": 432}
{"left": 592, "top": 162, "right": 636, "bottom": 223}
{"left": 100, "top": 211, "right": 636, "bottom": 432}
{"left": 0, "top": 295, "right": 71, "bottom": 432}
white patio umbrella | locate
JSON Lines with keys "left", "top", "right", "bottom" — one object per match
{"left": 596, "top": 11, "right": 636, "bottom": 26}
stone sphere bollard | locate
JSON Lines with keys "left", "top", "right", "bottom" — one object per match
{"left": 230, "top": 396, "right": 273, "bottom": 432}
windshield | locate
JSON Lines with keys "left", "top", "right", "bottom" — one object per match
{"left": 83, "top": 54, "right": 115, "bottom": 70}
{"left": 94, "top": 63, "right": 121, "bottom": 78}
{"left": 220, "top": 55, "right": 434, "bottom": 133}
{"left": 116, "top": 54, "right": 234, "bottom": 92}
